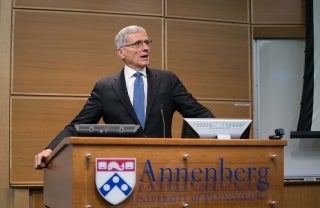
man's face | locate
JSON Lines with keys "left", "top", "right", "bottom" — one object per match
{"left": 117, "top": 31, "right": 151, "bottom": 70}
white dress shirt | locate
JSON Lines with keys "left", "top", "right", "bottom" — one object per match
{"left": 124, "top": 65, "right": 148, "bottom": 111}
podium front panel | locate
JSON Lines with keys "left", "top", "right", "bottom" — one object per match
{"left": 44, "top": 138, "right": 286, "bottom": 208}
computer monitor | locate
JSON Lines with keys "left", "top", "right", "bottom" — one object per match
{"left": 75, "top": 124, "right": 140, "bottom": 137}
{"left": 181, "top": 118, "right": 252, "bottom": 139}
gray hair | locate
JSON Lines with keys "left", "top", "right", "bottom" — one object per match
{"left": 114, "top": 25, "right": 146, "bottom": 49}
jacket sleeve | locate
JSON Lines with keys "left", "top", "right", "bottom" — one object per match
{"left": 45, "top": 82, "right": 103, "bottom": 150}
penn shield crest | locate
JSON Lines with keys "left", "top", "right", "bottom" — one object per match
{"left": 96, "top": 158, "right": 136, "bottom": 205}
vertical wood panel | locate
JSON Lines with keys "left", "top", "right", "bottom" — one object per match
{"left": 30, "top": 190, "right": 43, "bottom": 208}
{"left": 252, "top": 0, "right": 305, "bottom": 24}
{"left": 11, "top": 97, "right": 87, "bottom": 184}
{"left": 166, "top": 0, "right": 249, "bottom": 22}
{"left": 14, "top": 0, "right": 163, "bottom": 16}
{"left": 284, "top": 184, "right": 320, "bottom": 208}
{"left": 0, "top": 0, "right": 11, "bottom": 190}
{"left": 13, "top": 189, "right": 29, "bottom": 208}
{"left": 13, "top": 10, "right": 163, "bottom": 94}
{"left": 166, "top": 20, "right": 250, "bottom": 100}
{"left": 0, "top": 188, "right": 13, "bottom": 208}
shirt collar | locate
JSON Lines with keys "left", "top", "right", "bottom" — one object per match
{"left": 124, "top": 65, "right": 147, "bottom": 79}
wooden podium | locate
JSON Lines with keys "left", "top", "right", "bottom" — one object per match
{"left": 44, "top": 137, "right": 287, "bottom": 208}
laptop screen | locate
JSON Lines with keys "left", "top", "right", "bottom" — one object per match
{"left": 75, "top": 124, "right": 140, "bottom": 137}
{"left": 181, "top": 118, "right": 251, "bottom": 139}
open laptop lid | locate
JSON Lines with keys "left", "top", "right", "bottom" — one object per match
{"left": 181, "top": 118, "right": 252, "bottom": 139}
{"left": 75, "top": 124, "right": 140, "bottom": 137}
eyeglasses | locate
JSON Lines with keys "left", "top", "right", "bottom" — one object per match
{"left": 122, "top": 40, "right": 152, "bottom": 48}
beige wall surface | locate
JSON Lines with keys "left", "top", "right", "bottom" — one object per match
{"left": 12, "top": 10, "right": 163, "bottom": 94}
{"left": 11, "top": 0, "right": 253, "bottom": 185}
{"left": 166, "top": 20, "right": 250, "bottom": 100}
{"left": 166, "top": 0, "right": 249, "bottom": 22}
{"left": 0, "top": 0, "right": 12, "bottom": 207}
{"left": 1, "top": 0, "right": 315, "bottom": 208}
{"left": 14, "top": 0, "right": 163, "bottom": 15}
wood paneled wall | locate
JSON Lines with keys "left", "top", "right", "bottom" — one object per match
{"left": 11, "top": 0, "right": 253, "bottom": 186}
{"left": 2, "top": 0, "right": 317, "bottom": 208}
{"left": 284, "top": 183, "right": 320, "bottom": 208}
{"left": 13, "top": 11, "right": 163, "bottom": 94}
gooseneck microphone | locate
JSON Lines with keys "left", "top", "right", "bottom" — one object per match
{"left": 159, "top": 104, "right": 166, "bottom": 138}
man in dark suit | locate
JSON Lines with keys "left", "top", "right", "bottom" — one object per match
{"left": 35, "top": 25, "right": 214, "bottom": 169}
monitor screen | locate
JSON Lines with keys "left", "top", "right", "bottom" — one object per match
{"left": 181, "top": 118, "right": 252, "bottom": 139}
{"left": 75, "top": 124, "right": 140, "bottom": 137}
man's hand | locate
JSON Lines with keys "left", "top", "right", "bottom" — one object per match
{"left": 34, "top": 149, "right": 52, "bottom": 170}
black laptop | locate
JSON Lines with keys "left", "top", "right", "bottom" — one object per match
{"left": 75, "top": 124, "right": 140, "bottom": 137}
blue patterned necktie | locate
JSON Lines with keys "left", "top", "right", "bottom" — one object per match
{"left": 133, "top": 72, "right": 145, "bottom": 129}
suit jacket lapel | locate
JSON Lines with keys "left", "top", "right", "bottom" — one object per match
{"left": 112, "top": 69, "right": 139, "bottom": 123}
{"left": 146, "top": 68, "right": 161, "bottom": 120}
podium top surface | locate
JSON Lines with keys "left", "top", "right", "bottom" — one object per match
{"left": 62, "top": 137, "right": 287, "bottom": 147}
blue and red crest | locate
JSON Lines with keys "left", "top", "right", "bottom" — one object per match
{"left": 96, "top": 158, "right": 136, "bottom": 205}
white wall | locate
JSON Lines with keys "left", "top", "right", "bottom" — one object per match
{"left": 254, "top": 39, "right": 320, "bottom": 179}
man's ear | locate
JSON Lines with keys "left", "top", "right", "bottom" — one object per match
{"left": 117, "top": 49, "right": 125, "bottom": 59}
